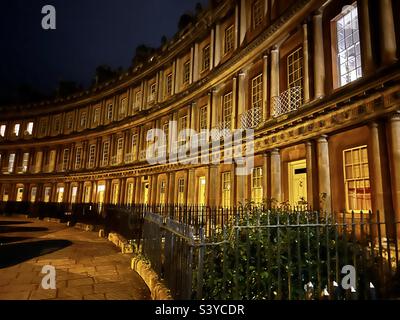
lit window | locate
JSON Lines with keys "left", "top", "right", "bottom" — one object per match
{"left": 66, "top": 116, "right": 73, "bottom": 130}
{"left": 135, "top": 91, "right": 142, "bottom": 109}
{"left": 149, "top": 83, "right": 157, "bottom": 101}
{"left": 8, "top": 153, "right": 15, "bottom": 173}
{"left": 117, "top": 138, "right": 124, "bottom": 162}
{"left": 287, "top": 47, "right": 304, "bottom": 89}
{"left": 14, "top": 124, "right": 20, "bottom": 136}
{"left": 26, "top": 122, "right": 34, "bottom": 135}
{"left": 88, "top": 145, "right": 96, "bottom": 168}
{"left": 126, "top": 183, "right": 134, "bottom": 204}
{"left": 44, "top": 187, "right": 51, "bottom": 203}
{"left": 251, "top": 167, "right": 263, "bottom": 204}
{"left": 178, "top": 178, "right": 185, "bottom": 204}
{"left": 343, "top": 145, "right": 371, "bottom": 212}
{"left": 223, "top": 92, "right": 233, "bottom": 128}
{"left": 178, "top": 115, "right": 188, "bottom": 146}
{"left": 54, "top": 118, "right": 60, "bottom": 133}
{"left": 334, "top": 3, "right": 362, "bottom": 87}
{"left": 131, "top": 133, "right": 138, "bottom": 160}
{"left": 222, "top": 172, "right": 231, "bottom": 208}
{"left": 80, "top": 112, "right": 87, "bottom": 127}
{"left": 0, "top": 125, "right": 6, "bottom": 137}
{"left": 183, "top": 60, "right": 191, "bottom": 85}
{"left": 62, "top": 149, "right": 70, "bottom": 171}
{"left": 107, "top": 104, "right": 113, "bottom": 120}
{"left": 120, "top": 98, "right": 127, "bottom": 115}
{"left": 163, "top": 122, "right": 169, "bottom": 151}
{"left": 22, "top": 153, "right": 29, "bottom": 173}
{"left": 102, "top": 141, "right": 110, "bottom": 165}
{"left": 93, "top": 108, "right": 100, "bottom": 123}
{"left": 199, "top": 106, "right": 208, "bottom": 130}
{"left": 224, "top": 25, "right": 234, "bottom": 55}
{"left": 251, "top": 74, "right": 263, "bottom": 109}
{"left": 166, "top": 73, "right": 173, "bottom": 96}
{"left": 75, "top": 147, "right": 82, "bottom": 169}
{"left": 160, "top": 180, "right": 166, "bottom": 204}
{"left": 202, "top": 45, "right": 210, "bottom": 71}
{"left": 252, "top": 0, "right": 264, "bottom": 28}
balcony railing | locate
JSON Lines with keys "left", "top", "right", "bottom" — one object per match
{"left": 16, "top": 166, "right": 27, "bottom": 174}
{"left": 2, "top": 166, "right": 10, "bottom": 174}
{"left": 124, "top": 153, "right": 134, "bottom": 164}
{"left": 139, "top": 150, "right": 147, "bottom": 161}
{"left": 272, "top": 86, "right": 303, "bottom": 118}
{"left": 100, "top": 160, "right": 109, "bottom": 167}
{"left": 211, "top": 121, "right": 231, "bottom": 140}
{"left": 240, "top": 104, "right": 262, "bottom": 129}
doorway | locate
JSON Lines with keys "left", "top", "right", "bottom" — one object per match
{"left": 288, "top": 159, "right": 307, "bottom": 206}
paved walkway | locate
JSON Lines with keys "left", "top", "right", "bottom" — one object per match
{"left": 0, "top": 216, "right": 150, "bottom": 300}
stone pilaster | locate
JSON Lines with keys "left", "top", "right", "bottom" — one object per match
{"left": 317, "top": 135, "right": 332, "bottom": 213}
{"left": 313, "top": 12, "right": 325, "bottom": 98}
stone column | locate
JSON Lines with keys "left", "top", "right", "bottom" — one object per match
{"left": 313, "top": 12, "right": 325, "bottom": 99}
{"left": 317, "top": 135, "right": 332, "bottom": 213}
{"left": 167, "top": 172, "right": 175, "bottom": 204}
{"left": 211, "top": 89, "right": 219, "bottom": 128}
{"left": 263, "top": 153, "right": 269, "bottom": 201}
{"left": 187, "top": 169, "right": 196, "bottom": 205}
{"left": 303, "top": 23, "right": 311, "bottom": 103}
{"left": 270, "top": 149, "right": 281, "bottom": 204}
{"left": 232, "top": 76, "right": 238, "bottom": 130}
{"left": 236, "top": 168, "right": 246, "bottom": 205}
{"left": 379, "top": 0, "right": 398, "bottom": 66}
{"left": 270, "top": 48, "right": 279, "bottom": 116}
{"left": 388, "top": 112, "right": 400, "bottom": 233}
{"left": 237, "top": 71, "right": 246, "bottom": 127}
{"left": 210, "top": 28, "right": 215, "bottom": 70}
{"left": 119, "top": 178, "right": 126, "bottom": 205}
{"left": 193, "top": 43, "right": 200, "bottom": 82}
{"left": 234, "top": 3, "right": 239, "bottom": 50}
{"left": 305, "top": 141, "right": 316, "bottom": 209}
{"left": 208, "top": 165, "right": 219, "bottom": 207}
{"left": 214, "top": 23, "right": 221, "bottom": 66}
{"left": 239, "top": 0, "right": 247, "bottom": 45}
{"left": 262, "top": 55, "right": 268, "bottom": 120}
{"left": 369, "top": 122, "right": 388, "bottom": 237}
{"left": 135, "top": 177, "right": 141, "bottom": 203}
{"left": 358, "top": 0, "right": 375, "bottom": 75}
{"left": 150, "top": 175, "right": 158, "bottom": 205}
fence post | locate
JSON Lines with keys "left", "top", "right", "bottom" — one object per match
{"left": 196, "top": 227, "right": 205, "bottom": 300}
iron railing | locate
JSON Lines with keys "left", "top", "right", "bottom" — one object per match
{"left": 1, "top": 201, "right": 399, "bottom": 300}
{"left": 272, "top": 86, "right": 303, "bottom": 117}
{"left": 240, "top": 104, "right": 262, "bottom": 129}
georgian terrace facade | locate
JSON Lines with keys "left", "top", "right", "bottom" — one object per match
{"left": 0, "top": 0, "right": 399, "bottom": 223}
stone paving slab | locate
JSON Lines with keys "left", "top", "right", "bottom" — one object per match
{"left": 0, "top": 216, "right": 150, "bottom": 300}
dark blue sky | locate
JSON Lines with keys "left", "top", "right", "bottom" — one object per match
{"left": 0, "top": 0, "right": 207, "bottom": 98}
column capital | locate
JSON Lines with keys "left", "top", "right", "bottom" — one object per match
{"left": 270, "top": 148, "right": 280, "bottom": 155}
{"left": 317, "top": 135, "right": 328, "bottom": 143}
{"left": 369, "top": 121, "right": 380, "bottom": 129}
{"left": 389, "top": 111, "right": 400, "bottom": 122}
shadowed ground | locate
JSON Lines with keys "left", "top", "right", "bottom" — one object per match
{"left": 0, "top": 216, "right": 150, "bottom": 300}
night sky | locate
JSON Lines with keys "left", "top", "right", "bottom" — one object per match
{"left": 0, "top": 0, "right": 207, "bottom": 104}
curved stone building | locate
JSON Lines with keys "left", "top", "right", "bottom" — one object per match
{"left": 0, "top": 0, "right": 399, "bottom": 223}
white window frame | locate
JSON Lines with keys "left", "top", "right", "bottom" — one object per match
{"left": 343, "top": 145, "right": 371, "bottom": 213}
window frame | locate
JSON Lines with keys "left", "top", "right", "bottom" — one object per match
{"left": 224, "top": 25, "right": 235, "bottom": 56}
{"left": 331, "top": 2, "right": 362, "bottom": 89}
{"left": 342, "top": 145, "right": 371, "bottom": 213}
